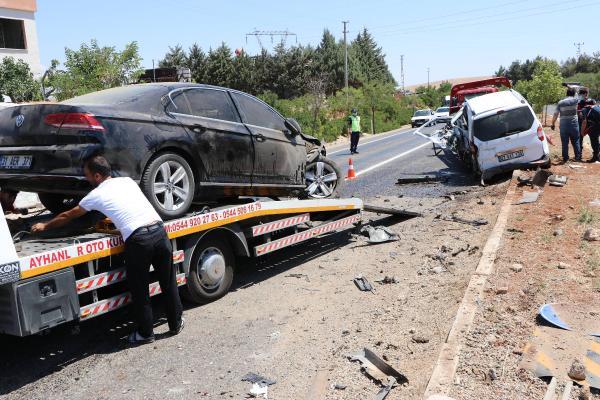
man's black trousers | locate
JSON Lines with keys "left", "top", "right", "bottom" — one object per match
{"left": 124, "top": 225, "right": 183, "bottom": 337}
{"left": 350, "top": 131, "right": 360, "bottom": 152}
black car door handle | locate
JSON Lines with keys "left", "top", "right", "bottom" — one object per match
{"left": 190, "top": 124, "right": 206, "bottom": 133}
{"left": 254, "top": 133, "right": 266, "bottom": 142}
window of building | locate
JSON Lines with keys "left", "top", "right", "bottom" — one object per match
{"left": 0, "top": 18, "right": 26, "bottom": 50}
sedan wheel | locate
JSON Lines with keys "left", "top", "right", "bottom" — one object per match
{"left": 305, "top": 157, "right": 343, "bottom": 199}
{"left": 141, "top": 153, "right": 195, "bottom": 219}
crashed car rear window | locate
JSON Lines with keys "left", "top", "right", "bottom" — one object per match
{"left": 473, "top": 106, "right": 534, "bottom": 142}
{"left": 62, "top": 85, "right": 166, "bottom": 109}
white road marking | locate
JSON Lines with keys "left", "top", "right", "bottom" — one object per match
{"left": 328, "top": 129, "right": 412, "bottom": 155}
{"left": 346, "top": 141, "right": 431, "bottom": 180}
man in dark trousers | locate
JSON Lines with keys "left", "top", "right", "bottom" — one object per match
{"left": 347, "top": 108, "right": 361, "bottom": 154}
{"left": 31, "top": 155, "right": 183, "bottom": 344}
{"left": 551, "top": 87, "right": 581, "bottom": 162}
{"left": 582, "top": 103, "right": 600, "bottom": 163}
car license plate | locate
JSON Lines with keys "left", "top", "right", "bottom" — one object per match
{"left": 0, "top": 155, "right": 33, "bottom": 169}
{"left": 497, "top": 150, "right": 524, "bottom": 162}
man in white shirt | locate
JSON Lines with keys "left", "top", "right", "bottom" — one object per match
{"left": 32, "top": 155, "right": 183, "bottom": 344}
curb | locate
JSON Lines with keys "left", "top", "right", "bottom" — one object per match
{"left": 423, "top": 171, "right": 518, "bottom": 399}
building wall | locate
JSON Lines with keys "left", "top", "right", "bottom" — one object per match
{"left": 0, "top": 6, "right": 42, "bottom": 77}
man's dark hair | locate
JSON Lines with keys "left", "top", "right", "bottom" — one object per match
{"left": 83, "top": 155, "right": 112, "bottom": 177}
{"left": 566, "top": 87, "right": 576, "bottom": 96}
{"left": 580, "top": 87, "right": 589, "bottom": 95}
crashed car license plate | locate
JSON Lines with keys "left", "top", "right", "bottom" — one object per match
{"left": 497, "top": 150, "right": 524, "bottom": 162}
{"left": 0, "top": 155, "right": 32, "bottom": 169}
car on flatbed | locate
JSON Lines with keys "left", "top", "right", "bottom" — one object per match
{"left": 450, "top": 89, "right": 550, "bottom": 181}
{"left": 411, "top": 108, "right": 434, "bottom": 127}
{"left": 0, "top": 84, "right": 343, "bottom": 219}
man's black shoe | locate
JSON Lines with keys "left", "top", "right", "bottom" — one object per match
{"left": 354, "top": 150, "right": 359, "bottom": 154}
{"left": 127, "top": 331, "right": 155, "bottom": 345}
{"left": 170, "top": 318, "right": 185, "bottom": 336}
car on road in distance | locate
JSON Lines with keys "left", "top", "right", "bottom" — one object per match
{"left": 434, "top": 106, "right": 451, "bottom": 123}
{"left": 411, "top": 109, "right": 434, "bottom": 127}
{"left": 451, "top": 89, "right": 550, "bottom": 182}
{"left": 0, "top": 83, "right": 343, "bottom": 219}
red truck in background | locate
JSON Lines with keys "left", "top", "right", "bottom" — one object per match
{"left": 449, "top": 77, "right": 512, "bottom": 114}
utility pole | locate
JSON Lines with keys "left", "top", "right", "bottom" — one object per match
{"left": 574, "top": 42, "right": 584, "bottom": 58}
{"left": 427, "top": 67, "right": 430, "bottom": 88}
{"left": 343, "top": 21, "right": 349, "bottom": 105}
{"left": 245, "top": 29, "right": 297, "bottom": 51}
{"left": 400, "top": 55, "right": 405, "bottom": 93}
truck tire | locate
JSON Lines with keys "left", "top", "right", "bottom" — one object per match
{"left": 304, "top": 156, "right": 344, "bottom": 199}
{"left": 140, "top": 153, "right": 195, "bottom": 220}
{"left": 184, "top": 237, "right": 235, "bottom": 304}
{"left": 38, "top": 193, "right": 82, "bottom": 214}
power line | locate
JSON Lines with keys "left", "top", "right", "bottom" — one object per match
{"left": 375, "top": 2, "right": 600, "bottom": 38}
{"left": 245, "top": 29, "right": 297, "bottom": 51}
{"left": 374, "top": 0, "right": 587, "bottom": 36}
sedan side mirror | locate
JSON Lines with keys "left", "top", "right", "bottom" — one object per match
{"left": 285, "top": 118, "right": 302, "bottom": 135}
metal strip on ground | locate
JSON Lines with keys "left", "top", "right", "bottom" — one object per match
{"left": 423, "top": 171, "right": 518, "bottom": 398}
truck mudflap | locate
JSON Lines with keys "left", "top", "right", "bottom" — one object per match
{"left": 0, "top": 268, "right": 79, "bottom": 336}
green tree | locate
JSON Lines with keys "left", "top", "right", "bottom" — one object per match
{"left": 0, "top": 56, "right": 40, "bottom": 102}
{"left": 349, "top": 28, "right": 395, "bottom": 86}
{"left": 159, "top": 44, "right": 188, "bottom": 68}
{"left": 187, "top": 43, "right": 206, "bottom": 83}
{"left": 230, "top": 50, "right": 254, "bottom": 93}
{"left": 315, "top": 30, "right": 344, "bottom": 94}
{"left": 204, "top": 43, "right": 234, "bottom": 87}
{"left": 520, "top": 60, "right": 564, "bottom": 121}
{"left": 48, "top": 39, "right": 143, "bottom": 101}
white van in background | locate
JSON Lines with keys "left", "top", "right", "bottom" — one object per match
{"left": 452, "top": 89, "right": 550, "bottom": 182}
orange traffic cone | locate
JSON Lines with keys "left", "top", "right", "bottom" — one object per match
{"left": 346, "top": 158, "right": 356, "bottom": 180}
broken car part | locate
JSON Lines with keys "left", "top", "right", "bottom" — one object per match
{"left": 353, "top": 275, "right": 374, "bottom": 292}
{"left": 359, "top": 225, "right": 399, "bottom": 244}
{"left": 348, "top": 348, "right": 408, "bottom": 400}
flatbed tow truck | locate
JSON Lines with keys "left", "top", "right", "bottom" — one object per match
{"left": 0, "top": 198, "right": 364, "bottom": 337}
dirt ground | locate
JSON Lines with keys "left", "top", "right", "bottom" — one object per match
{"left": 0, "top": 183, "right": 507, "bottom": 400}
{"left": 450, "top": 136, "right": 600, "bottom": 399}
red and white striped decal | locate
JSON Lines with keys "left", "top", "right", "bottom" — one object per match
{"left": 76, "top": 268, "right": 126, "bottom": 294}
{"left": 251, "top": 213, "right": 310, "bottom": 237}
{"left": 254, "top": 214, "right": 361, "bottom": 256}
{"left": 79, "top": 273, "right": 187, "bottom": 320}
{"left": 75, "top": 251, "right": 185, "bottom": 294}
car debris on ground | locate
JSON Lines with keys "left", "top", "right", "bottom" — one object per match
{"left": 359, "top": 225, "right": 399, "bottom": 244}
{"left": 436, "top": 214, "right": 489, "bottom": 226}
{"left": 515, "top": 190, "right": 540, "bottom": 205}
{"left": 396, "top": 174, "right": 445, "bottom": 185}
{"left": 348, "top": 348, "right": 408, "bottom": 400}
{"left": 354, "top": 275, "right": 374, "bottom": 292}
{"left": 548, "top": 174, "right": 568, "bottom": 187}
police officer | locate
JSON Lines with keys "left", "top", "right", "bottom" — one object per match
{"left": 32, "top": 155, "right": 184, "bottom": 344}
{"left": 347, "top": 108, "right": 361, "bottom": 154}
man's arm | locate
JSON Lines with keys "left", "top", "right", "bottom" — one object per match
{"left": 31, "top": 206, "right": 87, "bottom": 233}
{"left": 551, "top": 111, "right": 559, "bottom": 130}
{"left": 582, "top": 118, "right": 589, "bottom": 137}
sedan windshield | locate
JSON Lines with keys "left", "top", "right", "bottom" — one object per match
{"left": 436, "top": 107, "right": 449, "bottom": 113}
{"left": 415, "top": 110, "right": 430, "bottom": 117}
{"left": 473, "top": 106, "right": 534, "bottom": 142}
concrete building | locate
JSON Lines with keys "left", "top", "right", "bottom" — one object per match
{"left": 0, "top": 0, "right": 41, "bottom": 76}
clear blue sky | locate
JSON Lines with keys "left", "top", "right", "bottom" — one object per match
{"left": 37, "top": 0, "right": 599, "bottom": 86}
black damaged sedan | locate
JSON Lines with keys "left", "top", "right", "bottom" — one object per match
{"left": 0, "top": 84, "right": 343, "bottom": 219}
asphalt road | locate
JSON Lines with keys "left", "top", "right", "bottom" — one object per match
{"left": 326, "top": 125, "right": 476, "bottom": 198}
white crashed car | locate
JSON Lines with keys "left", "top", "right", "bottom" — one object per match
{"left": 451, "top": 89, "right": 550, "bottom": 182}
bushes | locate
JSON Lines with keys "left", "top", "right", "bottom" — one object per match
{"left": 260, "top": 86, "right": 413, "bottom": 143}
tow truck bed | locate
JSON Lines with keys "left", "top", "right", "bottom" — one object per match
{"left": 0, "top": 198, "right": 363, "bottom": 336}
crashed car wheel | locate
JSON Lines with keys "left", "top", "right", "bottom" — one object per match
{"left": 184, "top": 237, "right": 234, "bottom": 304}
{"left": 140, "top": 153, "right": 195, "bottom": 220}
{"left": 304, "top": 156, "right": 343, "bottom": 199}
{"left": 38, "top": 193, "right": 82, "bottom": 214}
